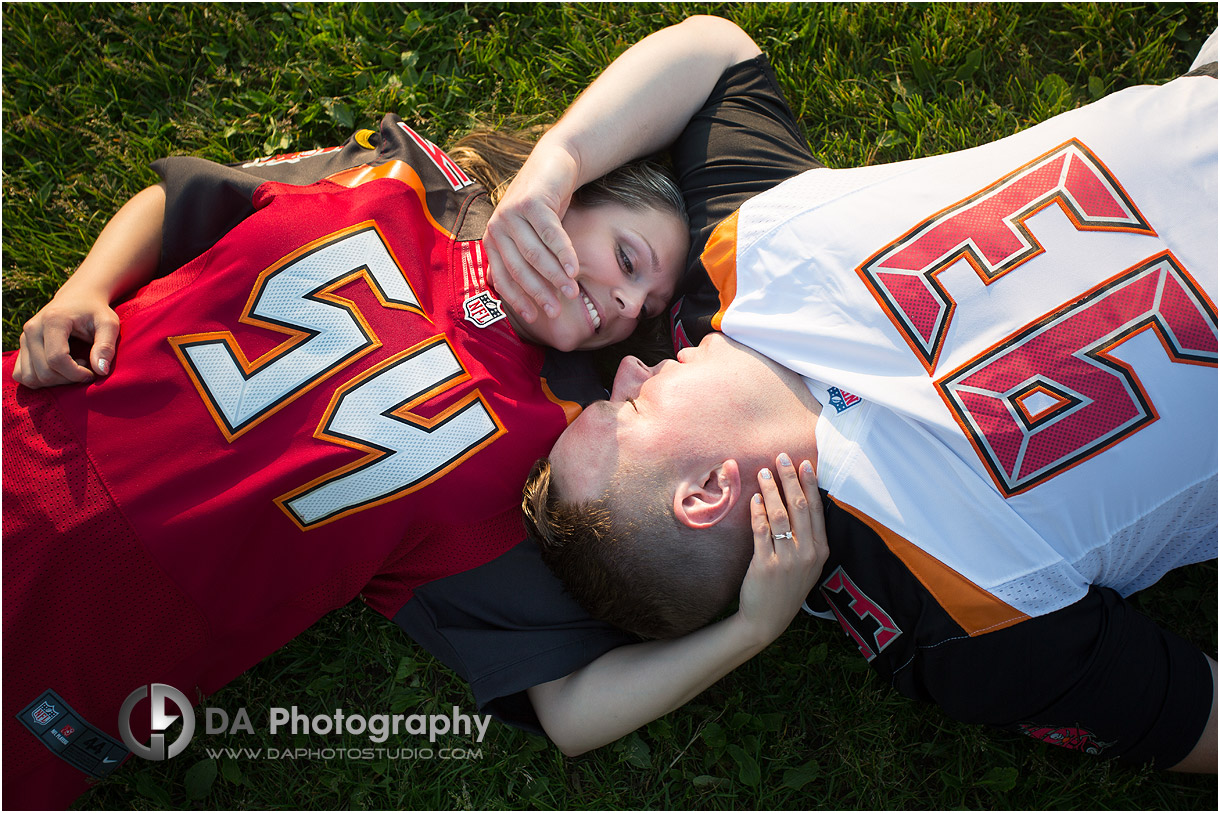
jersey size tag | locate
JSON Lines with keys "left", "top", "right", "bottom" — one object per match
{"left": 463, "top": 291, "right": 506, "bottom": 328}
{"left": 17, "top": 689, "right": 130, "bottom": 778}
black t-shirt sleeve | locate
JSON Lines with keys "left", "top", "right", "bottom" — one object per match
{"left": 912, "top": 585, "right": 1213, "bottom": 766}
{"left": 1183, "top": 60, "right": 1217, "bottom": 78}
{"left": 669, "top": 54, "right": 823, "bottom": 346}
{"left": 392, "top": 539, "right": 636, "bottom": 734}
{"left": 670, "top": 54, "right": 821, "bottom": 259}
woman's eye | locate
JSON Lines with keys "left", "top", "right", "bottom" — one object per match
{"left": 617, "top": 245, "right": 650, "bottom": 319}
{"left": 618, "top": 246, "right": 634, "bottom": 277}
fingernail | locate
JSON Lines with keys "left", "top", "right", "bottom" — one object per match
{"left": 544, "top": 304, "right": 558, "bottom": 319}
{"left": 753, "top": 493, "right": 762, "bottom": 504}
{"left": 778, "top": 453, "right": 791, "bottom": 467}
{"left": 760, "top": 468, "right": 772, "bottom": 480}
{"left": 801, "top": 460, "right": 814, "bottom": 474}
{"left": 562, "top": 285, "right": 577, "bottom": 299}
{"left": 564, "top": 264, "right": 577, "bottom": 279}
{"left": 97, "top": 358, "right": 109, "bottom": 375}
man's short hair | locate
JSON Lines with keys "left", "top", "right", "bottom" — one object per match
{"left": 521, "top": 458, "right": 751, "bottom": 639}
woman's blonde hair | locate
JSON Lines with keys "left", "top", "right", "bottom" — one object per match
{"left": 448, "top": 126, "right": 687, "bottom": 226}
{"left": 447, "top": 126, "right": 548, "bottom": 205}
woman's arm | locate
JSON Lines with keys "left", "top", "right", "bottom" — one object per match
{"left": 12, "top": 183, "right": 166, "bottom": 388}
{"left": 529, "top": 455, "right": 828, "bottom": 756}
{"left": 484, "top": 15, "right": 761, "bottom": 323}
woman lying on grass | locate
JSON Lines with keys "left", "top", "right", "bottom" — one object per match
{"left": 4, "top": 16, "right": 831, "bottom": 810}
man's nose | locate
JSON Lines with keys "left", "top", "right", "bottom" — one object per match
{"left": 611, "top": 355, "right": 653, "bottom": 401}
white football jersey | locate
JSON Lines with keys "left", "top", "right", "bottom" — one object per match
{"left": 704, "top": 75, "right": 1218, "bottom": 627}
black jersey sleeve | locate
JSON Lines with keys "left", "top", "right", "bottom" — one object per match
{"left": 668, "top": 54, "right": 823, "bottom": 347}
{"left": 907, "top": 585, "right": 1213, "bottom": 766}
{"left": 812, "top": 500, "right": 1214, "bottom": 767}
{"left": 151, "top": 156, "right": 269, "bottom": 276}
{"left": 392, "top": 539, "right": 637, "bottom": 734}
{"left": 151, "top": 122, "right": 381, "bottom": 275}
{"left": 151, "top": 113, "right": 476, "bottom": 276}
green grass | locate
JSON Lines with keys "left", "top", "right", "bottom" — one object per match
{"left": 3, "top": 2, "right": 1216, "bottom": 809}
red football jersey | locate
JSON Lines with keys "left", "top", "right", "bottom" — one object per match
{"left": 3, "top": 158, "right": 577, "bottom": 807}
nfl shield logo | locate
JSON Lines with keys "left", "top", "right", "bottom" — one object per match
{"left": 827, "top": 386, "right": 861, "bottom": 414}
{"left": 31, "top": 701, "right": 58, "bottom": 726}
{"left": 463, "top": 291, "right": 506, "bottom": 328}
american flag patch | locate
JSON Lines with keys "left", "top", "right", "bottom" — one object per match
{"left": 827, "top": 386, "right": 861, "bottom": 413}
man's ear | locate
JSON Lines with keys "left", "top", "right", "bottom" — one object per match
{"left": 673, "top": 459, "right": 742, "bottom": 529}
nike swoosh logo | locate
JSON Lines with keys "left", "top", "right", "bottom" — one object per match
{"left": 103, "top": 757, "right": 120, "bottom": 763}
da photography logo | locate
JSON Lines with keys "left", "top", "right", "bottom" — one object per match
{"left": 115, "top": 687, "right": 492, "bottom": 764}
{"left": 119, "top": 683, "right": 195, "bottom": 761}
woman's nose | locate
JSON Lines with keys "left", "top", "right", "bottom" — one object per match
{"left": 614, "top": 286, "right": 645, "bottom": 318}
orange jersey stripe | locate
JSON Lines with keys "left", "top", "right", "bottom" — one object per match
{"left": 830, "top": 496, "right": 1030, "bottom": 636}
{"left": 701, "top": 211, "right": 741, "bottom": 332}
{"left": 539, "top": 377, "right": 584, "bottom": 425}
{"left": 327, "top": 161, "right": 454, "bottom": 239}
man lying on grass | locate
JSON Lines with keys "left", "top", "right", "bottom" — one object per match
{"left": 493, "top": 18, "right": 1219, "bottom": 771}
